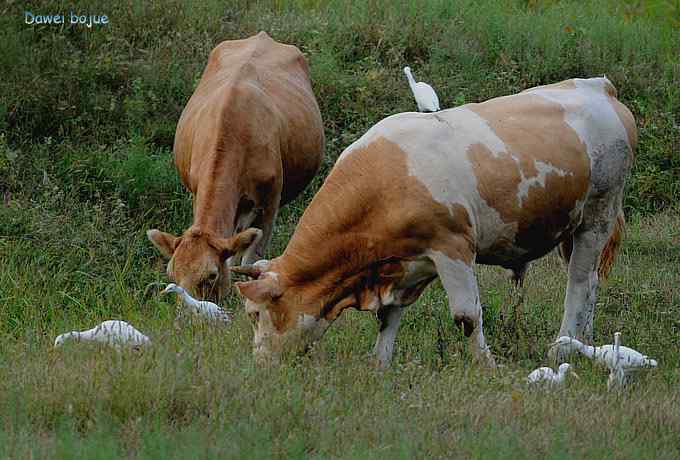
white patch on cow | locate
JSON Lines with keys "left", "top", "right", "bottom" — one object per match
{"left": 516, "top": 160, "right": 571, "bottom": 207}
{"left": 526, "top": 77, "right": 630, "bottom": 156}
{"left": 428, "top": 251, "right": 479, "bottom": 313}
{"left": 335, "top": 111, "right": 422, "bottom": 164}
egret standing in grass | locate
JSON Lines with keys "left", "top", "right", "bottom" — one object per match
{"left": 403, "top": 66, "right": 440, "bottom": 112}
{"left": 550, "top": 334, "right": 657, "bottom": 388}
{"left": 162, "top": 283, "right": 231, "bottom": 323}
{"left": 527, "top": 363, "right": 578, "bottom": 387}
{"left": 54, "top": 320, "right": 150, "bottom": 348}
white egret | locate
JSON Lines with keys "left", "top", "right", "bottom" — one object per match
{"left": 403, "top": 66, "right": 440, "bottom": 112}
{"left": 54, "top": 320, "right": 150, "bottom": 347}
{"left": 162, "top": 283, "right": 231, "bottom": 323}
{"left": 550, "top": 335, "right": 657, "bottom": 388}
{"left": 527, "top": 363, "right": 578, "bottom": 386}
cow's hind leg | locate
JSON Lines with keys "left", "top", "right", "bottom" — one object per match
{"left": 502, "top": 263, "right": 528, "bottom": 338}
{"left": 555, "top": 193, "right": 623, "bottom": 357}
{"left": 373, "top": 305, "right": 405, "bottom": 368}
{"left": 430, "top": 251, "right": 495, "bottom": 367}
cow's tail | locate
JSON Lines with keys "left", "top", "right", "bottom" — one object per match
{"left": 598, "top": 211, "right": 625, "bottom": 280}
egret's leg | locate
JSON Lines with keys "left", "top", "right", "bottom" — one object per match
{"left": 430, "top": 251, "right": 495, "bottom": 367}
{"left": 617, "top": 367, "right": 627, "bottom": 387}
{"left": 373, "top": 305, "right": 405, "bottom": 368}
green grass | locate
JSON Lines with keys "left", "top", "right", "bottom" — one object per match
{"left": 1, "top": 0, "right": 679, "bottom": 458}
{"left": 0, "top": 210, "right": 679, "bottom": 458}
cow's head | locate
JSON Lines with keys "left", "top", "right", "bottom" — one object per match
{"left": 232, "top": 261, "right": 332, "bottom": 363}
{"left": 147, "top": 227, "right": 261, "bottom": 303}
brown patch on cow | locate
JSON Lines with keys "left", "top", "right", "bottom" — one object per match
{"left": 467, "top": 93, "right": 591, "bottom": 258}
{"left": 252, "top": 137, "right": 476, "bottom": 331}
{"left": 602, "top": 79, "right": 618, "bottom": 98}
{"left": 608, "top": 97, "right": 638, "bottom": 152}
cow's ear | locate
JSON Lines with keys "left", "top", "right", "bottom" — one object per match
{"left": 147, "top": 229, "right": 181, "bottom": 258}
{"left": 211, "top": 228, "right": 262, "bottom": 261}
{"left": 235, "top": 276, "right": 282, "bottom": 304}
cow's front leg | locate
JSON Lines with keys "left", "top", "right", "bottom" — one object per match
{"left": 247, "top": 208, "right": 277, "bottom": 264}
{"left": 373, "top": 305, "right": 405, "bottom": 368}
{"left": 430, "top": 251, "right": 495, "bottom": 367}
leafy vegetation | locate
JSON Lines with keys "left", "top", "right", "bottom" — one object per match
{"left": 0, "top": 0, "right": 678, "bottom": 458}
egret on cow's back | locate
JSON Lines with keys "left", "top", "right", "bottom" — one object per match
{"left": 403, "top": 66, "right": 440, "bottom": 112}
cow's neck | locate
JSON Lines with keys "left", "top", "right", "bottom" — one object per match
{"left": 276, "top": 159, "right": 419, "bottom": 320}
{"left": 278, "top": 229, "right": 405, "bottom": 323}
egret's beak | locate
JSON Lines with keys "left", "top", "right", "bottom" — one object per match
{"left": 548, "top": 341, "right": 561, "bottom": 350}
{"left": 160, "top": 286, "right": 172, "bottom": 295}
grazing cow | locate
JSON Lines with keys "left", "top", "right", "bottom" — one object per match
{"left": 232, "top": 77, "right": 636, "bottom": 366}
{"left": 147, "top": 32, "right": 324, "bottom": 303}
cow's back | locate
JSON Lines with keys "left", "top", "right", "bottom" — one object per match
{"left": 330, "top": 77, "right": 634, "bottom": 267}
{"left": 174, "top": 32, "right": 324, "bottom": 202}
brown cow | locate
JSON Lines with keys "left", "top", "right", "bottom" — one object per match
{"left": 147, "top": 32, "right": 324, "bottom": 303}
{"left": 233, "top": 77, "right": 636, "bottom": 367}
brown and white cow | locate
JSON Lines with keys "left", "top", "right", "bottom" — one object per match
{"left": 233, "top": 77, "right": 636, "bottom": 366}
{"left": 147, "top": 32, "right": 324, "bottom": 302}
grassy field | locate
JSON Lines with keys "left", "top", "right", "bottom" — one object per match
{"left": 1, "top": 0, "right": 679, "bottom": 458}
